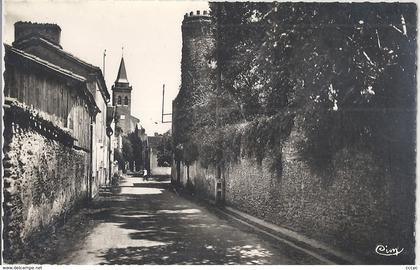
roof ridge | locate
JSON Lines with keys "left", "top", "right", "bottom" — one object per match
{"left": 38, "top": 37, "right": 100, "bottom": 71}
{"left": 15, "top": 36, "right": 101, "bottom": 71}
{"left": 5, "top": 43, "right": 100, "bottom": 114}
{"left": 13, "top": 37, "right": 110, "bottom": 100}
{"left": 5, "top": 44, "right": 86, "bottom": 82}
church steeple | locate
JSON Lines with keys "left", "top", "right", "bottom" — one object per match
{"left": 112, "top": 54, "right": 134, "bottom": 135}
{"left": 115, "top": 57, "right": 129, "bottom": 85}
{"left": 112, "top": 56, "right": 132, "bottom": 91}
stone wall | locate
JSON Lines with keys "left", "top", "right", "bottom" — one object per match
{"left": 173, "top": 161, "right": 217, "bottom": 202}
{"left": 174, "top": 117, "right": 415, "bottom": 264}
{"left": 172, "top": 5, "right": 415, "bottom": 265}
{"left": 3, "top": 120, "right": 89, "bottom": 262}
{"left": 149, "top": 148, "right": 171, "bottom": 176}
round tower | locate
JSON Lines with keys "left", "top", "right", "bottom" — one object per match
{"left": 173, "top": 10, "right": 216, "bottom": 160}
{"left": 180, "top": 10, "right": 215, "bottom": 103}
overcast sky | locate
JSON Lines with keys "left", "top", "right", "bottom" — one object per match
{"left": 4, "top": 0, "right": 209, "bottom": 135}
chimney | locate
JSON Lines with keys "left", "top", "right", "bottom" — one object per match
{"left": 14, "top": 21, "right": 62, "bottom": 46}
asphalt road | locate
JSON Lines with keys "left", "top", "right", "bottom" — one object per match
{"left": 46, "top": 176, "right": 324, "bottom": 264}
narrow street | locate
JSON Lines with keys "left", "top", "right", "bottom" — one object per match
{"left": 32, "top": 175, "right": 323, "bottom": 265}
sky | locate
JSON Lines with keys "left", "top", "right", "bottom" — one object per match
{"left": 3, "top": 0, "right": 209, "bottom": 135}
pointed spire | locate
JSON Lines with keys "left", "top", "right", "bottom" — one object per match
{"left": 115, "top": 56, "right": 129, "bottom": 84}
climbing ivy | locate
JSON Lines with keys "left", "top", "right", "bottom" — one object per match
{"left": 174, "top": 2, "right": 416, "bottom": 178}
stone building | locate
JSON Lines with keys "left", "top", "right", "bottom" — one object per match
{"left": 110, "top": 56, "right": 148, "bottom": 173}
{"left": 172, "top": 10, "right": 215, "bottom": 185}
{"left": 112, "top": 56, "right": 140, "bottom": 136}
{"left": 3, "top": 21, "right": 110, "bottom": 262}
{"left": 11, "top": 21, "right": 112, "bottom": 190}
{"left": 106, "top": 105, "right": 119, "bottom": 177}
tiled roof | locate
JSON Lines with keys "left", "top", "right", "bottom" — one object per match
{"left": 5, "top": 44, "right": 86, "bottom": 82}
{"left": 13, "top": 36, "right": 110, "bottom": 100}
{"left": 5, "top": 43, "right": 100, "bottom": 114}
{"left": 15, "top": 37, "right": 99, "bottom": 71}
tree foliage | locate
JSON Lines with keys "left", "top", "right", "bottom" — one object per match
{"left": 156, "top": 132, "right": 173, "bottom": 167}
{"left": 119, "top": 125, "right": 145, "bottom": 171}
{"left": 114, "top": 148, "right": 125, "bottom": 170}
{"left": 174, "top": 2, "right": 416, "bottom": 176}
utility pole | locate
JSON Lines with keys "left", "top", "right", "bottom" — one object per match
{"left": 162, "top": 84, "right": 165, "bottom": 123}
{"left": 103, "top": 49, "right": 106, "bottom": 77}
{"left": 161, "top": 84, "right": 172, "bottom": 123}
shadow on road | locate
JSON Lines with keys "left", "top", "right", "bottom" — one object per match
{"left": 89, "top": 197, "right": 276, "bottom": 263}
{"left": 79, "top": 176, "right": 302, "bottom": 265}
{"left": 19, "top": 175, "right": 320, "bottom": 265}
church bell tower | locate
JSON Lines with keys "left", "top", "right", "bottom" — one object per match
{"left": 112, "top": 56, "right": 133, "bottom": 134}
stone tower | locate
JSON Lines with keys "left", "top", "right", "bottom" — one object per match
{"left": 180, "top": 10, "right": 215, "bottom": 103}
{"left": 112, "top": 57, "right": 133, "bottom": 135}
{"left": 172, "top": 10, "right": 216, "bottom": 161}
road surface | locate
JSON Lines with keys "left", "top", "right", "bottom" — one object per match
{"left": 28, "top": 176, "right": 324, "bottom": 265}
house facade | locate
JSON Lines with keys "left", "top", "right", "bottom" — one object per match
{"left": 3, "top": 21, "right": 110, "bottom": 262}
{"left": 12, "top": 21, "right": 112, "bottom": 190}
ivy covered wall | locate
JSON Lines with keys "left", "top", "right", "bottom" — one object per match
{"left": 172, "top": 3, "right": 416, "bottom": 264}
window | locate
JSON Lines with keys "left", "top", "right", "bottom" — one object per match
{"left": 117, "top": 96, "right": 122, "bottom": 105}
{"left": 124, "top": 96, "right": 129, "bottom": 105}
{"left": 120, "top": 115, "right": 125, "bottom": 120}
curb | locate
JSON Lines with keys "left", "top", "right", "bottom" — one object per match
{"left": 218, "top": 206, "right": 364, "bottom": 265}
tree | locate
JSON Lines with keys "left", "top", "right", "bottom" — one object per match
{"left": 175, "top": 2, "right": 416, "bottom": 178}
{"left": 209, "top": 2, "right": 416, "bottom": 172}
{"left": 156, "top": 132, "right": 172, "bottom": 167}
{"left": 127, "top": 125, "right": 144, "bottom": 171}
{"left": 122, "top": 136, "right": 133, "bottom": 171}
{"left": 114, "top": 148, "right": 124, "bottom": 170}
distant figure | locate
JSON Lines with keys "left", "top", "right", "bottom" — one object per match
{"left": 143, "top": 169, "right": 148, "bottom": 181}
